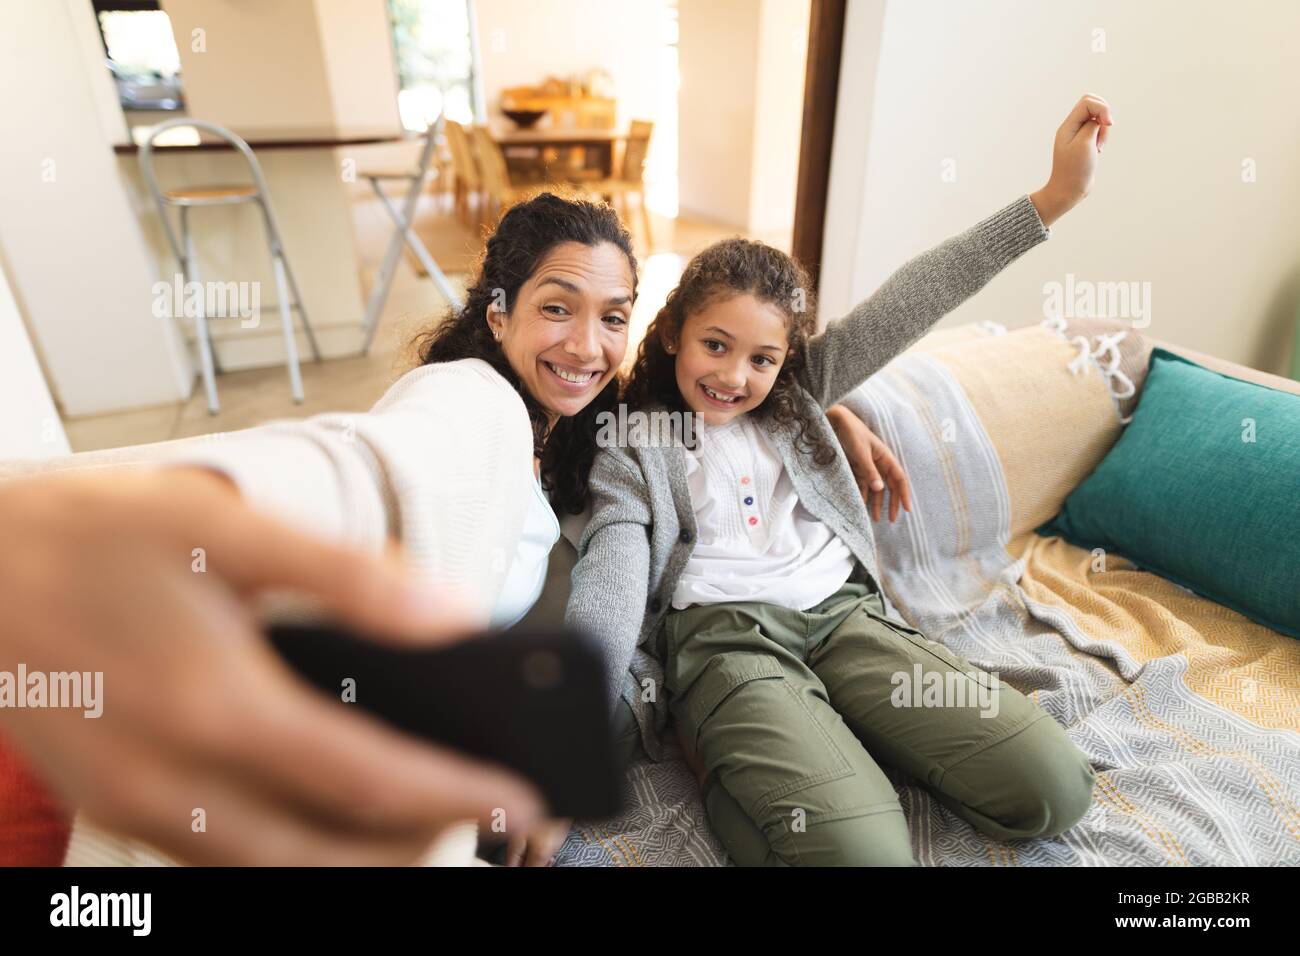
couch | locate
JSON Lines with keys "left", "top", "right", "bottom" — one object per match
{"left": 3, "top": 316, "right": 1297, "bottom": 866}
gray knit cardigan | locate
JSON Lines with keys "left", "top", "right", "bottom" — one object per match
{"left": 565, "top": 195, "right": 1050, "bottom": 761}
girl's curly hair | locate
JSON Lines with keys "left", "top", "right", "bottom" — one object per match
{"left": 623, "top": 238, "right": 836, "bottom": 467}
{"left": 414, "top": 192, "right": 637, "bottom": 514}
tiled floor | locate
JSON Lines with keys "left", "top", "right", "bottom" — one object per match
{"left": 63, "top": 186, "right": 778, "bottom": 452}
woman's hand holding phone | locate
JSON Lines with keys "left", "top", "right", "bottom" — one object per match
{"left": 0, "top": 467, "right": 545, "bottom": 866}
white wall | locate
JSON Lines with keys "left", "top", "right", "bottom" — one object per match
{"left": 678, "top": 0, "right": 760, "bottom": 228}
{"left": 0, "top": 0, "right": 191, "bottom": 416}
{"left": 0, "top": 259, "right": 70, "bottom": 460}
{"left": 162, "top": 0, "right": 336, "bottom": 130}
{"left": 67, "top": 0, "right": 131, "bottom": 146}
{"left": 473, "top": 0, "right": 666, "bottom": 128}
{"left": 821, "top": 0, "right": 1300, "bottom": 375}
{"left": 748, "top": 0, "right": 809, "bottom": 236}
{"left": 678, "top": 0, "right": 808, "bottom": 236}
{"left": 819, "top": 0, "right": 886, "bottom": 317}
{"left": 160, "top": 0, "right": 400, "bottom": 132}
{"left": 315, "top": 0, "right": 403, "bottom": 131}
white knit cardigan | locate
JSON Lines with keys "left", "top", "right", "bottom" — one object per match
{"left": 182, "top": 357, "right": 538, "bottom": 624}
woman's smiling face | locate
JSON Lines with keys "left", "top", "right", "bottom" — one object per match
{"left": 488, "top": 241, "right": 635, "bottom": 427}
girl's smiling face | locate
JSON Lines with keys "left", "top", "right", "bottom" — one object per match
{"left": 488, "top": 241, "right": 635, "bottom": 428}
{"left": 666, "top": 293, "right": 790, "bottom": 426}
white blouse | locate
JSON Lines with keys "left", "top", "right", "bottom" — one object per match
{"left": 491, "top": 475, "right": 560, "bottom": 629}
{"left": 672, "top": 414, "right": 855, "bottom": 611}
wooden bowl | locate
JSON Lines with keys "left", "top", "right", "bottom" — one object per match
{"left": 503, "top": 109, "right": 546, "bottom": 129}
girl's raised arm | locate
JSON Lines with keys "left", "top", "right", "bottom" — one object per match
{"left": 803, "top": 195, "right": 1049, "bottom": 408}
{"left": 803, "top": 93, "right": 1112, "bottom": 409}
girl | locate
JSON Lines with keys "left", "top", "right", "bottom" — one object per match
{"left": 566, "top": 95, "right": 1112, "bottom": 865}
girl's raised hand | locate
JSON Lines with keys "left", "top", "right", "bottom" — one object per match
{"left": 1030, "top": 94, "right": 1113, "bottom": 227}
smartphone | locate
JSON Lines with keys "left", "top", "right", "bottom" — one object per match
{"left": 265, "top": 620, "right": 623, "bottom": 820}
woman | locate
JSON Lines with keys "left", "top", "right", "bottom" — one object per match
{"left": 0, "top": 467, "right": 545, "bottom": 868}
{"left": 29, "top": 194, "right": 905, "bottom": 867}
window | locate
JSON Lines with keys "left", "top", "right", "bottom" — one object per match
{"left": 93, "top": 1, "right": 184, "bottom": 112}
{"left": 388, "top": 0, "right": 479, "bottom": 132}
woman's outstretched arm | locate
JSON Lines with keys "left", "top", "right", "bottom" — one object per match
{"left": 827, "top": 403, "right": 913, "bottom": 523}
{"left": 0, "top": 468, "right": 543, "bottom": 865}
{"left": 167, "top": 359, "right": 536, "bottom": 623}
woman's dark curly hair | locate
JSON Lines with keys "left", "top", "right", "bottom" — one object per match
{"left": 623, "top": 238, "right": 836, "bottom": 467}
{"left": 415, "top": 192, "right": 637, "bottom": 514}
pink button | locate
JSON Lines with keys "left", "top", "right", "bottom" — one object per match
{"left": 748, "top": 516, "right": 759, "bottom": 526}
{"left": 740, "top": 476, "right": 751, "bottom": 485}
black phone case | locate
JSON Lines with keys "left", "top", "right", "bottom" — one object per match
{"left": 266, "top": 622, "right": 623, "bottom": 820}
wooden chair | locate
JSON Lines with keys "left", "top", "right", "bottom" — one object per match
{"left": 444, "top": 119, "right": 484, "bottom": 226}
{"left": 471, "top": 126, "right": 534, "bottom": 220}
{"left": 584, "top": 120, "right": 654, "bottom": 248}
{"left": 431, "top": 136, "right": 455, "bottom": 208}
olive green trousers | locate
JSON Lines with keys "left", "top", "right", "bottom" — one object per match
{"left": 647, "top": 582, "right": 1095, "bottom": 866}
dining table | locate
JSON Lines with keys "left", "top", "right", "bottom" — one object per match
{"left": 488, "top": 121, "right": 627, "bottom": 179}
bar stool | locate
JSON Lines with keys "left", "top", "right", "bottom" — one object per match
{"left": 139, "top": 119, "right": 321, "bottom": 414}
{"left": 358, "top": 115, "right": 463, "bottom": 354}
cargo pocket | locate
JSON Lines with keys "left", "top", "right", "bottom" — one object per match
{"left": 858, "top": 603, "right": 1000, "bottom": 693}
{"left": 684, "top": 652, "right": 855, "bottom": 815}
